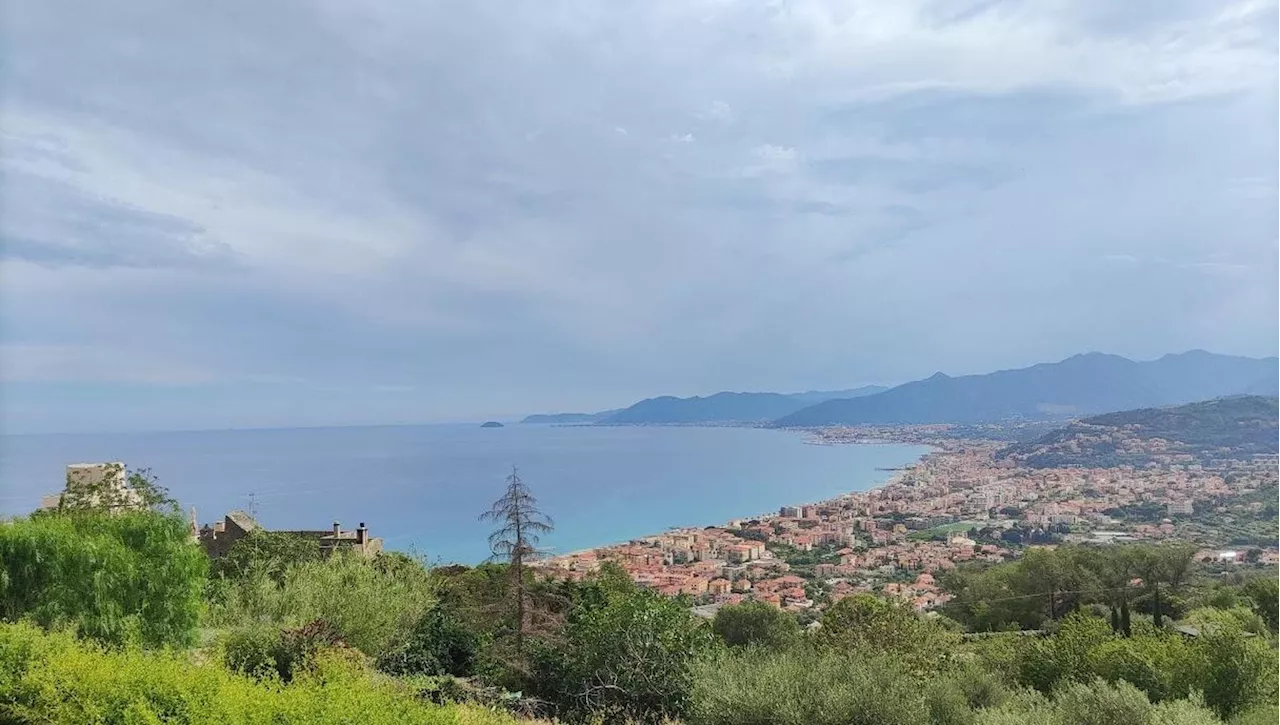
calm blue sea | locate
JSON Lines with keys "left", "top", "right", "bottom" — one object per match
{"left": 0, "top": 424, "right": 928, "bottom": 564}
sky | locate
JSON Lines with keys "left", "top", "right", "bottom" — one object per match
{"left": 1, "top": 0, "right": 1277, "bottom": 434}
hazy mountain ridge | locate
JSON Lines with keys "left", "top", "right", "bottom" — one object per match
{"left": 520, "top": 411, "right": 616, "bottom": 425}
{"left": 772, "top": 351, "right": 1278, "bottom": 427}
{"left": 601, "top": 386, "right": 889, "bottom": 425}
{"left": 997, "top": 395, "right": 1280, "bottom": 468}
{"left": 520, "top": 386, "right": 888, "bottom": 425}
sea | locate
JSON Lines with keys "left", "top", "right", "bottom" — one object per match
{"left": 0, "top": 424, "right": 929, "bottom": 564}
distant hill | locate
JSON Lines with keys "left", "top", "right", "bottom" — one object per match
{"left": 598, "top": 385, "right": 888, "bottom": 425}
{"left": 997, "top": 396, "right": 1279, "bottom": 468}
{"left": 772, "top": 351, "right": 1278, "bottom": 427}
{"left": 520, "top": 411, "right": 615, "bottom": 425}
{"left": 1243, "top": 375, "right": 1280, "bottom": 396}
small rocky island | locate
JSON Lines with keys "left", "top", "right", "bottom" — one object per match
{"left": 480, "top": 421, "right": 504, "bottom": 428}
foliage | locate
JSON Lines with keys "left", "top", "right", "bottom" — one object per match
{"left": 210, "top": 530, "right": 322, "bottom": 584}
{"left": 480, "top": 469, "right": 554, "bottom": 652}
{"left": 0, "top": 621, "right": 518, "bottom": 725}
{"left": 56, "top": 463, "right": 178, "bottom": 514}
{"left": 1230, "top": 703, "right": 1280, "bottom": 725}
{"left": 222, "top": 619, "right": 347, "bottom": 682}
{"left": 710, "top": 600, "right": 800, "bottom": 650}
{"left": 688, "top": 648, "right": 928, "bottom": 725}
{"left": 0, "top": 511, "right": 206, "bottom": 648}
{"left": 1051, "top": 679, "right": 1153, "bottom": 725}
{"left": 378, "top": 606, "right": 483, "bottom": 677}
{"left": 943, "top": 543, "right": 1199, "bottom": 634}
{"left": 1194, "top": 619, "right": 1279, "bottom": 719}
{"left": 528, "top": 578, "right": 716, "bottom": 723}
{"left": 811, "top": 594, "right": 960, "bottom": 672}
{"left": 1240, "top": 576, "right": 1278, "bottom": 634}
{"left": 205, "top": 551, "right": 434, "bottom": 658}
{"left": 1183, "top": 605, "right": 1271, "bottom": 636}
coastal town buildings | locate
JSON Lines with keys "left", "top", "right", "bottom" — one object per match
{"left": 535, "top": 425, "right": 1278, "bottom": 615}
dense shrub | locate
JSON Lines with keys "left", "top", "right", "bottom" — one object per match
{"left": 1052, "top": 679, "right": 1153, "bottom": 725}
{"left": 0, "top": 621, "right": 517, "bottom": 725}
{"left": 1195, "top": 620, "right": 1279, "bottom": 719}
{"left": 711, "top": 600, "right": 801, "bottom": 650}
{"left": 206, "top": 551, "right": 434, "bottom": 658}
{"left": 378, "top": 607, "right": 482, "bottom": 677}
{"left": 1230, "top": 703, "right": 1280, "bottom": 725}
{"left": 211, "top": 530, "right": 322, "bottom": 584}
{"left": 0, "top": 511, "right": 206, "bottom": 648}
{"left": 1240, "top": 577, "right": 1278, "bottom": 634}
{"left": 688, "top": 647, "right": 928, "bottom": 725}
{"left": 812, "top": 594, "right": 961, "bottom": 672}
{"left": 529, "top": 582, "right": 716, "bottom": 723}
{"left": 222, "top": 619, "right": 347, "bottom": 682}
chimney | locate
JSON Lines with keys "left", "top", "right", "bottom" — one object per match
{"left": 356, "top": 523, "right": 367, "bottom": 545}
{"left": 333, "top": 521, "right": 341, "bottom": 537}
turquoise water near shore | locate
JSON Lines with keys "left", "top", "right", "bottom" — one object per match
{"left": 0, "top": 424, "right": 928, "bottom": 563}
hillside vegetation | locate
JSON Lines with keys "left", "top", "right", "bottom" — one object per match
{"left": 998, "top": 396, "right": 1279, "bottom": 469}
{"left": 1, "top": 502, "right": 1277, "bottom": 723}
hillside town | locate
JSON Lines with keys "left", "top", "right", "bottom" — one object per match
{"left": 535, "top": 425, "right": 1279, "bottom": 615}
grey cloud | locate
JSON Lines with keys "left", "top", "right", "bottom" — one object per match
{"left": 1, "top": 172, "right": 236, "bottom": 270}
{"left": 0, "top": 0, "right": 1276, "bottom": 432}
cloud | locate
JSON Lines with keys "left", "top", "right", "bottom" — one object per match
{"left": 0, "top": 0, "right": 1275, "bottom": 432}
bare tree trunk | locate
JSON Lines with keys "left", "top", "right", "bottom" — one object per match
{"left": 514, "top": 517, "right": 525, "bottom": 652}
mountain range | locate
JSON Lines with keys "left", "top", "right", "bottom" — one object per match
{"left": 520, "top": 350, "right": 1277, "bottom": 428}
{"left": 773, "top": 350, "right": 1277, "bottom": 427}
{"left": 520, "top": 387, "right": 886, "bottom": 425}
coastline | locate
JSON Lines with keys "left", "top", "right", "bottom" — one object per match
{"left": 541, "top": 431, "right": 934, "bottom": 566}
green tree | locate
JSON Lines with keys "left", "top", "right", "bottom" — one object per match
{"left": 812, "top": 594, "right": 959, "bottom": 673}
{"left": 711, "top": 601, "right": 801, "bottom": 650}
{"left": 1134, "top": 543, "right": 1197, "bottom": 628}
{"left": 0, "top": 511, "right": 206, "bottom": 647}
{"left": 212, "top": 530, "right": 322, "bottom": 584}
{"left": 1083, "top": 546, "right": 1141, "bottom": 636}
{"left": 1240, "top": 577, "right": 1278, "bottom": 635}
{"left": 529, "top": 582, "right": 716, "bottom": 723}
{"left": 377, "top": 606, "right": 481, "bottom": 677}
{"left": 1194, "top": 620, "right": 1279, "bottom": 719}
{"left": 206, "top": 551, "right": 434, "bottom": 658}
{"left": 480, "top": 468, "right": 554, "bottom": 653}
{"left": 689, "top": 648, "right": 929, "bottom": 725}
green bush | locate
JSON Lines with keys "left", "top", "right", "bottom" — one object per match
{"left": 529, "top": 583, "right": 716, "bottom": 723}
{"left": 222, "top": 624, "right": 289, "bottom": 680}
{"left": 210, "top": 530, "right": 322, "bottom": 584}
{"left": 1015, "top": 612, "right": 1112, "bottom": 692}
{"left": 222, "top": 619, "right": 347, "bottom": 682}
{"left": 1151, "top": 696, "right": 1226, "bottom": 725}
{"left": 711, "top": 600, "right": 801, "bottom": 650}
{"left": 206, "top": 551, "right": 434, "bottom": 658}
{"left": 1085, "top": 627, "right": 1198, "bottom": 703}
{"left": 812, "top": 594, "right": 960, "bottom": 672}
{"left": 1229, "top": 703, "right": 1280, "bottom": 725}
{"left": 378, "top": 607, "right": 482, "bottom": 677}
{"left": 1052, "top": 679, "right": 1153, "bottom": 725}
{"left": 0, "top": 621, "right": 517, "bottom": 725}
{"left": 1194, "top": 620, "right": 1279, "bottom": 719}
{"left": 688, "top": 647, "right": 929, "bottom": 725}
{"left": 0, "top": 511, "right": 206, "bottom": 648}
{"left": 1240, "top": 577, "right": 1278, "bottom": 634}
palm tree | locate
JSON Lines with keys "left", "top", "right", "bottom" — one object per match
{"left": 480, "top": 467, "right": 553, "bottom": 651}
